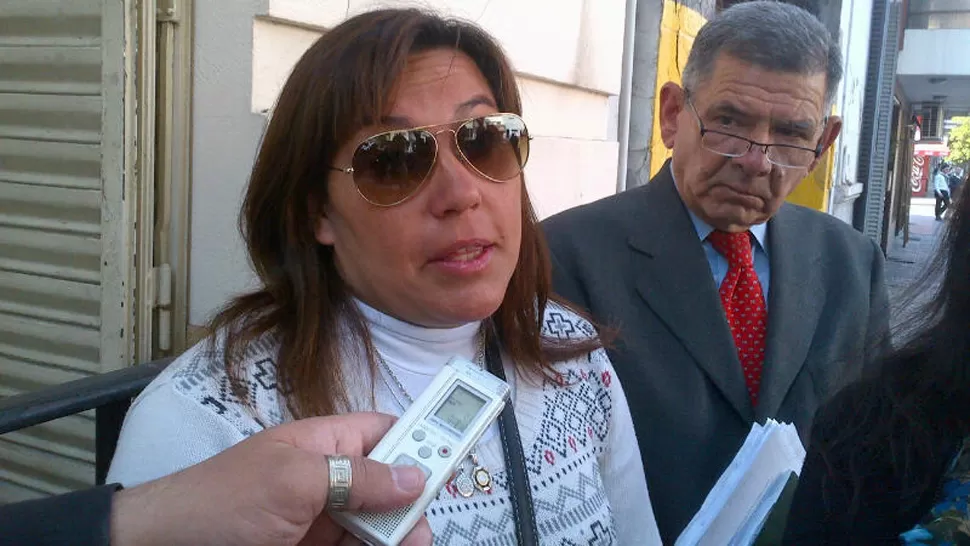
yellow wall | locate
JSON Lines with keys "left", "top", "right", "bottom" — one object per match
{"left": 649, "top": 1, "right": 833, "bottom": 212}
{"left": 786, "top": 145, "right": 834, "bottom": 211}
{"left": 650, "top": 1, "right": 707, "bottom": 177}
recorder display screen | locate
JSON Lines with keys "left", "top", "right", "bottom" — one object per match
{"left": 432, "top": 385, "right": 487, "bottom": 434}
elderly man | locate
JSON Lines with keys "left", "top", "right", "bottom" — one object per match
{"left": 542, "top": 2, "right": 890, "bottom": 541}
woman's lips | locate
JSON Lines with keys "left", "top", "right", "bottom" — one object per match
{"left": 429, "top": 241, "right": 495, "bottom": 274}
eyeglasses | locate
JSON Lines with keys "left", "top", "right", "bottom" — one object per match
{"left": 685, "top": 96, "right": 822, "bottom": 169}
{"left": 328, "top": 113, "right": 530, "bottom": 207}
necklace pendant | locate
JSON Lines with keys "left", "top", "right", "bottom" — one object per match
{"left": 472, "top": 464, "right": 492, "bottom": 493}
{"left": 453, "top": 468, "right": 476, "bottom": 498}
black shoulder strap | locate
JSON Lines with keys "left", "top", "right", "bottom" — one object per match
{"left": 484, "top": 330, "right": 539, "bottom": 546}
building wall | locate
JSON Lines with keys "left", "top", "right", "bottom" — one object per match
{"left": 897, "top": 29, "right": 970, "bottom": 75}
{"left": 828, "top": 0, "right": 874, "bottom": 223}
{"left": 905, "top": 0, "right": 970, "bottom": 30}
{"left": 188, "top": 0, "right": 627, "bottom": 327}
{"left": 788, "top": 147, "right": 837, "bottom": 211}
{"left": 624, "top": 0, "right": 664, "bottom": 189}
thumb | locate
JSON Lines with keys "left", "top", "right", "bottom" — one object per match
{"left": 343, "top": 457, "right": 426, "bottom": 512}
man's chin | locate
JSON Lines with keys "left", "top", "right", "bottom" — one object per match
{"left": 713, "top": 186, "right": 765, "bottom": 207}
{"left": 705, "top": 207, "right": 767, "bottom": 231}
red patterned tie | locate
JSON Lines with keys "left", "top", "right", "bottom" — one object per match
{"left": 707, "top": 230, "right": 767, "bottom": 406}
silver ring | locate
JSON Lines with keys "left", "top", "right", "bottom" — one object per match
{"left": 326, "top": 455, "right": 353, "bottom": 511}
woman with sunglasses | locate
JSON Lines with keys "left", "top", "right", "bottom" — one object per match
{"left": 105, "top": 8, "right": 660, "bottom": 545}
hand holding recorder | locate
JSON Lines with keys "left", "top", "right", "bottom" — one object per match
{"left": 110, "top": 413, "right": 432, "bottom": 546}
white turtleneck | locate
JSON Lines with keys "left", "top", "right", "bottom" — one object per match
{"left": 355, "top": 298, "right": 505, "bottom": 446}
{"left": 107, "top": 300, "right": 662, "bottom": 545}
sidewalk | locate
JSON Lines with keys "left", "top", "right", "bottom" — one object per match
{"left": 885, "top": 197, "right": 944, "bottom": 327}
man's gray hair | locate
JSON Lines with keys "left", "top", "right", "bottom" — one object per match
{"left": 681, "top": 1, "right": 843, "bottom": 110}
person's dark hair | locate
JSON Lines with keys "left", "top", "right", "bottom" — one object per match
{"left": 682, "top": 1, "right": 843, "bottom": 109}
{"left": 817, "top": 184, "right": 970, "bottom": 515}
{"left": 206, "top": 8, "right": 603, "bottom": 419}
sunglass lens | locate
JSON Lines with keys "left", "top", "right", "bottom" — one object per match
{"left": 457, "top": 114, "right": 529, "bottom": 182}
{"left": 351, "top": 130, "right": 436, "bottom": 205}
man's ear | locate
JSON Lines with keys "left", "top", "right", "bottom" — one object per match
{"left": 659, "top": 82, "right": 687, "bottom": 149}
{"left": 808, "top": 115, "right": 842, "bottom": 172}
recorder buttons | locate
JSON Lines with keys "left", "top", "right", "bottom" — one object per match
{"left": 393, "top": 454, "right": 432, "bottom": 482}
{"left": 438, "top": 446, "right": 451, "bottom": 458}
{"left": 412, "top": 429, "right": 426, "bottom": 442}
{"left": 418, "top": 446, "right": 432, "bottom": 459}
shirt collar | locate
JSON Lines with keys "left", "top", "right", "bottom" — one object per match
{"left": 686, "top": 207, "right": 768, "bottom": 254}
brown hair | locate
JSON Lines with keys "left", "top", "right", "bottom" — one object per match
{"left": 207, "top": 8, "right": 604, "bottom": 419}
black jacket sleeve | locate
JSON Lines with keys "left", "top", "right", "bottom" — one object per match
{"left": 0, "top": 484, "right": 120, "bottom": 546}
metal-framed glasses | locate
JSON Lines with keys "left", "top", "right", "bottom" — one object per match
{"left": 685, "top": 95, "right": 822, "bottom": 169}
{"left": 328, "top": 113, "right": 530, "bottom": 207}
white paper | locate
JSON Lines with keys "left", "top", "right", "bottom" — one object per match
{"left": 675, "top": 420, "right": 806, "bottom": 546}
{"left": 731, "top": 470, "right": 794, "bottom": 545}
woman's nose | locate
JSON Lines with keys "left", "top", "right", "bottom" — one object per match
{"left": 425, "top": 131, "right": 483, "bottom": 216}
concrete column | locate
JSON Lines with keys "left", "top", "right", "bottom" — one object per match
{"left": 624, "top": 0, "right": 663, "bottom": 189}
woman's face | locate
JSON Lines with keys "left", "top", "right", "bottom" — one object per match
{"left": 315, "top": 49, "right": 523, "bottom": 328}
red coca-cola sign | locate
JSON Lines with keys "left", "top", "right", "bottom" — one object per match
{"left": 911, "top": 154, "right": 929, "bottom": 196}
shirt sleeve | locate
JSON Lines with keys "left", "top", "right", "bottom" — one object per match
{"left": 105, "top": 379, "right": 249, "bottom": 487}
{"left": 594, "top": 349, "right": 663, "bottom": 545}
{"left": 0, "top": 484, "right": 120, "bottom": 546}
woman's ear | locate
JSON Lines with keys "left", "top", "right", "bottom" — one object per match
{"left": 314, "top": 216, "right": 336, "bottom": 246}
{"left": 310, "top": 198, "right": 336, "bottom": 246}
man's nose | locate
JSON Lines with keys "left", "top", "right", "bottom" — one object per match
{"left": 733, "top": 143, "right": 772, "bottom": 177}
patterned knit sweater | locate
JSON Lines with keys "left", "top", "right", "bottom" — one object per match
{"left": 106, "top": 301, "right": 661, "bottom": 545}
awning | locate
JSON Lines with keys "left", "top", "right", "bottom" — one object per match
{"left": 915, "top": 142, "right": 950, "bottom": 157}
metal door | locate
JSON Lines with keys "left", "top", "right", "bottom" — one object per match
{"left": 0, "top": 0, "right": 132, "bottom": 502}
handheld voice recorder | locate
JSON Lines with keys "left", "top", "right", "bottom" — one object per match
{"left": 331, "top": 357, "right": 510, "bottom": 546}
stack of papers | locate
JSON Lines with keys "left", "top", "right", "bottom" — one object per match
{"left": 675, "top": 420, "right": 806, "bottom": 546}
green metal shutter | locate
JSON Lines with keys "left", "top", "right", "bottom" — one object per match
{"left": 0, "top": 0, "right": 130, "bottom": 502}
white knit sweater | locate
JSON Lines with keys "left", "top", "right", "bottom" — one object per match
{"left": 106, "top": 301, "right": 661, "bottom": 545}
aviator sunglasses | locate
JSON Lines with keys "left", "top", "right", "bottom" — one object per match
{"left": 329, "top": 113, "right": 530, "bottom": 206}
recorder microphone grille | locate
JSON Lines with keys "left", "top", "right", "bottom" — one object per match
{"left": 356, "top": 504, "right": 412, "bottom": 539}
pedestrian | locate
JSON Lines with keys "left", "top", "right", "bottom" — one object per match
{"left": 934, "top": 164, "right": 952, "bottom": 221}
{"left": 947, "top": 166, "right": 963, "bottom": 202}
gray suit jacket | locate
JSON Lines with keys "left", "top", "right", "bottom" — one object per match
{"left": 541, "top": 163, "right": 890, "bottom": 543}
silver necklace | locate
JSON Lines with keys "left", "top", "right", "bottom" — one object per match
{"left": 375, "top": 332, "right": 493, "bottom": 498}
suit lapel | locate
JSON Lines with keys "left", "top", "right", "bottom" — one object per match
{"left": 756, "top": 205, "right": 823, "bottom": 420}
{"left": 629, "top": 165, "right": 754, "bottom": 422}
